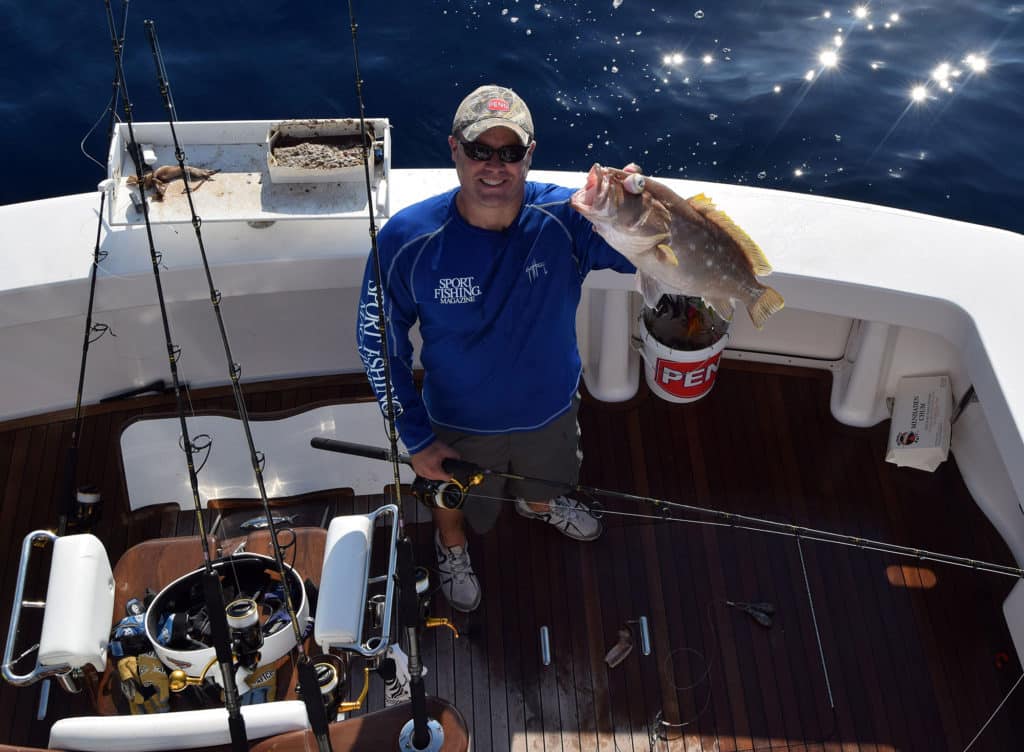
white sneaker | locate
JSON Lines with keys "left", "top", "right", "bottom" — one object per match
{"left": 383, "top": 670, "right": 409, "bottom": 707}
{"left": 515, "top": 496, "right": 603, "bottom": 541}
{"left": 382, "top": 644, "right": 427, "bottom": 707}
{"left": 435, "top": 531, "right": 481, "bottom": 612}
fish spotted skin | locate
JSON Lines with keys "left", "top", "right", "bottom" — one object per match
{"left": 570, "top": 163, "right": 784, "bottom": 328}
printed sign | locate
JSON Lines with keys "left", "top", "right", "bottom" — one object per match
{"left": 654, "top": 353, "right": 723, "bottom": 400}
{"left": 885, "top": 374, "right": 952, "bottom": 472}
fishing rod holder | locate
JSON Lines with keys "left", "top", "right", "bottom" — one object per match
{"left": 3, "top": 530, "right": 114, "bottom": 693}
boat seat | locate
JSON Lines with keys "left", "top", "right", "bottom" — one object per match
{"left": 119, "top": 402, "right": 413, "bottom": 511}
{"left": 48, "top": 701, "right": 310, "bottom": 751}
{"left": 315, "top": 514, "right": 375, "bottom": 648}
{"left": 4, "top": 532, "right": 115, "bottom": 688}
{"left": 39, "top": 534, "right": 114, "bottom": 673}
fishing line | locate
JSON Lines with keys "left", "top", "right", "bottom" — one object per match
{"left": 649, "top": 601, "right": 717, "bottom": 745}
{"left": 102, "top": 5, "right": 248, "bottom": 748}
{"left": 80, "top": 98, "right": 120, "bottom": 170}
{"left": 962, "top": 671, "right": 1024, "bottom": 752}
{"left": 141, "top": 19, "right": 331, "bottom": 750}
{"left": 79, "top": 2, "right": 130, "bottom": 170}
{"left": 796, "top": 532, "right": 834, "bottom": 710}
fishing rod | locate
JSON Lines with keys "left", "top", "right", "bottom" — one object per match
{"left": 57, "top": 0, "right": 131, "bottom": 538}
{"left": 346, "top": 1, "right": 404, "bottom": 509}
{"left": 102, "top": 6, "right": 248, "bottom": 750}
{"left": 25, "top": 0, "right": 132, "bottom": 725}
{"left": 142, "top": 19, "right": 332, "bottom": 751}
{"left": 310, "top": 438, "right": 1024, "bottom": 579}
{"left": 345, "top": 2, "right": 440, "bottom": 749}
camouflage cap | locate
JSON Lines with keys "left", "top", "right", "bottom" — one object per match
{"left": 451, "top": 85, "right": 534, "bottom": 146}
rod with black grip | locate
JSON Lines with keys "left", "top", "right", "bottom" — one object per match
{"left": 309, "top": 437, "right": 481, "bottom": 477}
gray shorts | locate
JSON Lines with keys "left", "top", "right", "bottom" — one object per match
{"left": 431, "top": 397, "right": 582, "bottom": 533}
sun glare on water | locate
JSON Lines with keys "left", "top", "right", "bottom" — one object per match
{"left": 819, "top": 49, "right": 839, "bottom": 68}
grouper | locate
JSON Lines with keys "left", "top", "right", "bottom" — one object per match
{"left": 570, "top": 163, "right": 784, "bottom": 328}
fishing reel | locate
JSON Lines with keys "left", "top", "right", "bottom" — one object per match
{"left": 411, "top": 469, "right": 483, "bottom": 510}
{"left": 225, "top": 598, "right": 263, "bottom": 671}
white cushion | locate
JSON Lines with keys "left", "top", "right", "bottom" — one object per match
{"left": 38, "top": 534, "right": 114, "bottom": 672}
{"left": 315, "top": 514, "right": 373, "bottom": 647}
{"left": 48, "top": 701, "right": 310, "bottom": 751}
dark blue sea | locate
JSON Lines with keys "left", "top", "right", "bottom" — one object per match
{"left": 2, "top": 1, "right": 1022, "bottom": 233}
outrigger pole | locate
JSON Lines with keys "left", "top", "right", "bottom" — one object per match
{"left": 345, "top": 1, "right": 440, "bottom": 748}
{"left": 141, "top": 18, "right": 334, "bottom": 752}
{"left": 311, "top": 438, "right": 1024, "bottom": 580}
{"left": 101, "top": 5, "right": 249, "bottom": 750}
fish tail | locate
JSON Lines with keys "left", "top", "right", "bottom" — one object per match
{"left": 748, "top": 286, "right": 785, "bottom": 329}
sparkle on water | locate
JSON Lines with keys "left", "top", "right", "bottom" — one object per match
{"left": 3, "top": 0, "right": 1016, "bottom": 234}
{"left": 819, "top": 49, "right": 839, "bottom": 68}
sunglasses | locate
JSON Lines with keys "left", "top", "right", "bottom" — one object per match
{"left": 459, "top": 140, "right": 531, "bottom": 163}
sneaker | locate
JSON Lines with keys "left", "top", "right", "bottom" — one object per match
{"left": 435, "top": 531, "right": 481, "bottom": 612}
{"left": 381, "top": 644, "right": 427, "bottom": 707}
{"left": 515, "top": 496, "right": 603, "bottom": 541}
{"left": 380, "top": 658, "right": 409, "bottom": 707}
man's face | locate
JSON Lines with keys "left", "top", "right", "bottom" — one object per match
{"left": 449, "top": 126, "right": 534, "bottom": 213}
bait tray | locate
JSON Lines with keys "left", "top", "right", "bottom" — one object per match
{"left": 266, "top": 119, "right": 375, "bottom": 184}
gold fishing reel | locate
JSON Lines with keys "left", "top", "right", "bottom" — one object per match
{"left": 411, "top": 471, "right": 484, "bottom": 510}
{"left": 168, "top": 656, "right": 217, "bottom": 693}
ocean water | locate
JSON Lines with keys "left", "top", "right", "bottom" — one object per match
{"left": 2, "top": 1, "right": 1022, "bottom": 233}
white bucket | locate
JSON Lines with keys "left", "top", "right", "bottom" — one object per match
{"left": 145, "top": 553, "right": 308, "bottom": 688}
{"left": 636, "top": 317, "right": 729, "bottom": 403}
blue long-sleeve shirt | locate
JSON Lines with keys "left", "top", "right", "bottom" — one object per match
{"left": 356, "top": 181, "right": 635, "bottom": 453}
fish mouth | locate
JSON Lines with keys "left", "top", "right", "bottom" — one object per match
{"left": 570, "top": 163, "right": 614, "bottom": 216}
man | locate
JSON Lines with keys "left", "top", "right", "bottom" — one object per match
{"left": 356, "top": 84, "right": 635, "bottom": 612}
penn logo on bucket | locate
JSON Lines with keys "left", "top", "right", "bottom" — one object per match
{"left": 654, "top": 354, "right": 722, "bottom": 400}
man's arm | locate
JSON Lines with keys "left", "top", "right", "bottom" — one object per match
{"left": 355, "top": 252, "right": 436, "bottom": 454}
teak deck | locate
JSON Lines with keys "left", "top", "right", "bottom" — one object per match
{"left": 1, "top": 362, "right": 1022, "bottom": 751}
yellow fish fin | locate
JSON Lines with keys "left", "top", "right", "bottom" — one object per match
{"left": 747, "top": 286, "right": 786, "bottom": 330}
{"left": 704, "top": 296, "right": 735, "bottom": 323}
{"left": 688, "top": 194, "right": 773, "bottom": 277}
{"left": 656, "top": 243, "right": 680, "bottom": 266}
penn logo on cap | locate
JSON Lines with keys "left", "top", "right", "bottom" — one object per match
{"left": 487, "top": 98, "right": 511, "bottom": 112}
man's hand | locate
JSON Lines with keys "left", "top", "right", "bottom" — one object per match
{"left": 410, "top": 440, "right": 461, "bottom": 481}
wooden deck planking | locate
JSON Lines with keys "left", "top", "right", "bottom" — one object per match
{"left": 0, "top": 366, "right": 1023, "bottom": 750}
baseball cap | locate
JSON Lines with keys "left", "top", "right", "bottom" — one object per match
{"left": 451, "top": 85, "right": 534, "bottom": 146}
